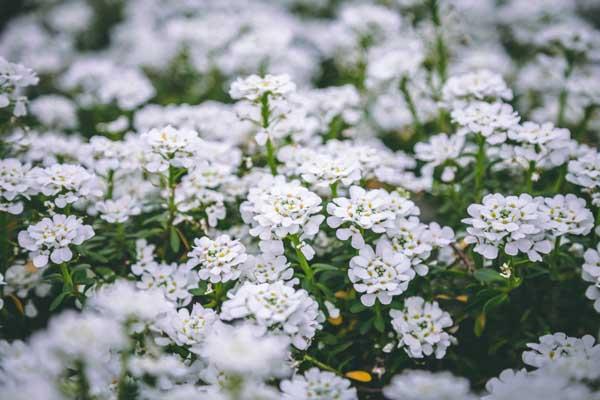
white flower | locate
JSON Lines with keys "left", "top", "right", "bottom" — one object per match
{"left": 230, "top": 74, "right": 296, "bottom": 102}
{"left": 536, "top": 194, "right": 594, "bottom": 237}
{"left": 296, "top": 152, "right": 362, "bottom": 190}
{"left": 29, "top": 95, "right": 77, "bottom": 129}
{"left": 383, "top": 370, "right": 475, "bottom": 400}
{"left": 566, "top": 150, "right": 600, "bottom": 190}
{"left": 220, "top": 281, "right": 323, "bottom": 350}
{"left": 136, "top": 262, "right": 199, "bottom": 307}
{"left": 140, "top": 125, "right": 202, "bottom": 172}
{"left": 96, "top": 195, "right": 142, "bottom": 223}
{"left": 155, "top": 303, "right": 221, "bottom": 351}
{"left": 201, "top": 323, "right": 290, "bottom": 379}
{"left": 0, "top": 57, "right": 39, "bottom": 117}
{"left": 186, "top": 235, "right": 248, "bottom": 283}
{"left": 327, "top": 186, "right": 394, "bottom": 249}
{"left": 242, "top": 253, "right": 297, "bottom": 286}
{"left": 482, "top": 369, "right": 593, "bottom": 400}
{"left": 507, "top": 122, "right": 571, "bottom": 167}
{"left": 280, "top": 368, "right": 357, "bottom": 400}
{"left": 522, "top": 332, "right": 600, "bottom": 380}
{"left": 462, "top": 193, "right": 552, "bottom": 261}
{"left": 241, "top": 176, "right": 324, "bottom": 252}
{"left": 89, "top": 280, "right": 174, "bottom": 324}
{"left": 0, "top": 158, "right": 30, "bottom": 215}
{"left": 27, "top": 164, "right": 103, "bottom": 208}
{"left": 442, "top": 69, "right": 513, "bottom": 108}
{"left": 414, "top": 133, "right": 466, "bottom": 173}
{"left": 452, "top": 101, "right": 520, "bottom": 145}
{"left": 18, "top": 214, "right": 94, "bottom": 268}
{"left": 348, "top": 238, "right": 414, "bottom": 307}
{"left": 582, "top": 244, "right": 600, "bottom": 313}
{"left": 390, "top": 296, "right": 454, "bottom": 359}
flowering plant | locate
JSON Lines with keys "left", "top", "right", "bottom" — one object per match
{"left": 0, "top": 1, "right": 599, "bottom": 399}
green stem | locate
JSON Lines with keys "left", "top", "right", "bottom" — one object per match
{"left": 165, "top": 165, "right": 177, "bottom": 254}
{"left": 59, "top": 263, "right": 73, "bottom": 290}
{"left": 265, "top": 137, "right": 277, "bottom": 175}
{"left": 303, "top": 354, "right": 339, "bottom": 374}
{"left": 106, "top": 170, "right": 115, "bottom": 200}
{"left": 524, "top": 161, "right": 535, "bottom": 193}
{"left": 0, "top": 212, "right": 8, "bottom": 271}
{"left": 474, "top": 135, "right": 486, "bottom": 202}
{"left": 260, "top": 93, "right": 278, "bottom": 175}
{"left": 574, "top": 105, "right": 596, "bottom": 141}
{"left": 289, "top": 234, "right": 313, "bottom": 282}
{"left": 330, "top": 181, "right": 339, "bottom": 198}
{"left": 399, "top": 76, "right": 423, "bottom": 136}
{"left": 76, "top": 361, "right": 92, "bottom": 400}
{"left": 430, "top": 0, "right": 448, "bottom": 83}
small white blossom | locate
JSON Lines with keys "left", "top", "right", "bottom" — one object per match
{"left": 348, "top": 238, "right": 414, "bottom": 307}
{"left": 96, "top": 195, "right": 142, "bottom": 223}
{"left": 0, "top": 158, "right": 31, "bottom": 215}
{"left": 383, "top": 370, "right": 475, "bottom": 400}
{"left": 536, "top": 194, "right": 594, "bottom": 237}
{"left": 390, "top": 296, "right": 454, "bottom": 359}
{"left": 18, "top": 214, "right": 94, "bottom": 268}
{"left": 582, "top": 243, "right": 600, "bottom": 313}
{"left": 462, "top": 193, "right": 552, "bottom": 261}
{"left": 230, "top": 74, "right": 296, "bottom": 102}
{"left": 452, "top": 101, "right": 520, "bottom": 145}
{"left": 566, "top": 150, "right": 600, "bottom": 190}
{"left": 186, "top": 235, "right": 248, "bottom": 283}
{"left": 280, "top": 368, "right": 357, "bottom": 400}
{"left": 140, "top": 125, "right": 202, "bottom": 172}
{"left": 155, "top": 303, "right": 222, "bottom": 351}
{"left": 220, "top": 281, "right": 323, "bottom": 350}
{"left": 327, "top": 186, "right": 394, "bottom": 249}
{"left": 442, "top": 69, "right": 513, "bottom": 108}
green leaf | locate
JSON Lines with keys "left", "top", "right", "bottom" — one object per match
{"left": 312, "top": 263, "right": 340, "bottom": 274}
{"left": 483, "top": 293, "right": 508, "bottom": 313}
{"left": 189, "top": 282, "right": 208, "bottom": 296}
{"left": 170, "top": 226, "right": 180, "bottom": 253}
{"left": 349, "top": 301, "right": 366, "bottom": 313}
{"left": 50, "top": 291, "right": 71, "bottom": 311}
{"left": 474, "top": 268, "right": 505, "bottom": 284}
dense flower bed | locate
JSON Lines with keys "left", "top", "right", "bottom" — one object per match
{"left": 1, "top": 0, "right": 600, "bottom": 399}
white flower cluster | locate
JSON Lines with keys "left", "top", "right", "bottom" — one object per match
{"left": 0, "top": 57, "right": 39, "bottom": 117}
{"left": 221, "top": 281, "right": 323, "bottom": 349}
{"left": 582, "top": 243, "right": 600, "bottom": 313}
{"left": 389, "top": 296, "right": 455, "bottom": 359}
{"left": 241, "top": 176, "right": 324, "bottom": 259}
{"left": 384, "top": 370, "right": 476, "bottom": 400}
{"left": 186, "top": 235, "right": 248, "bottom": 283}
{"left": 17, "top": 214, "right": 94, "bottom": 268}
{"left": 0, "top": 158, "right": 31, "bottom": 214}
{"left": 280, "top": 368, "right": 357, "bottom": 400}
{"left": 463, "top": 193, "right": 593, "bottom": 261}
{"left": 522, "top": 332, "right": 600, "bottom": 381}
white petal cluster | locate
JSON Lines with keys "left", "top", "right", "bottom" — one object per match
{"left": 280, "top": 368, "right": 357, "bottom": 400}
{"left": 0, "top": 57, "right": 39, "bottom": 117}
{"left": 507, "top": 122, "right": 571, "bottom": 167}
{"left": 230, "top": 74, "right": 296, "bottom": 102}
{"left": 414, "top": 133, "right": 466, "bottom": 181}
{"left": 442, "top": 69, "right": 513, "bottom": 108}
{"left": 29, "top": 95, "right": 77, "bottom": 129}
{"left": 582, "top": 244, "right": 600, "bottom": 313}
{"left": 155, "top": 303, "right": 222, "bottom": 351}
{"left": 96, "top": 195, "right": 142, "bottom": 223}
{"left": 0, "top": 158, "right": 31, "bottom": 214}
{"left": 566, "top": 150, "right": 600, "bottom": 190}
{"left": 523, "top": 332, "right": 600, "bottom": 380}
{"left": 17, "top": 214, "right": 94, "bottom": 268}
{"left": 220, "top": 281, "right": 323, "bottom": 349}
{"left": 140, "top": 125, "right": 202, "bottom": 172}
{"left": 241, "top": 176, "right": 324, "bottom": 257}
{"left": 389, "top": 296, "right": 454, "bottom": 359}
{"left": 536, "top": 194, "right": 594, "bottom": 236}
{"left": 383, "top": 370, "right": 475, "bottom": 400}
{"left": 349, "top": 238, "right": 414, "bottom": 306}
{"left": 464, "top": 193, "right": 593, "bottom": 261}
{"left": 201, "top": 322, "right": 291, "bottom": 379}
{"left": 242, "top": 253, "right": 297, "bottom": 286}
{"left": 452, "top": 101, "right": 520, "bottom": 145}
{"left": 27, "top": 163, "right": 103, "bottom": 208}
{"left": 327, "top": 186, "right": 395, "bottom": 249}
{"left": 186, "top": 235, "right": 248, "bottom": 283}
{"left": 482, "top": 369, "right": 594, "bottom": 400}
